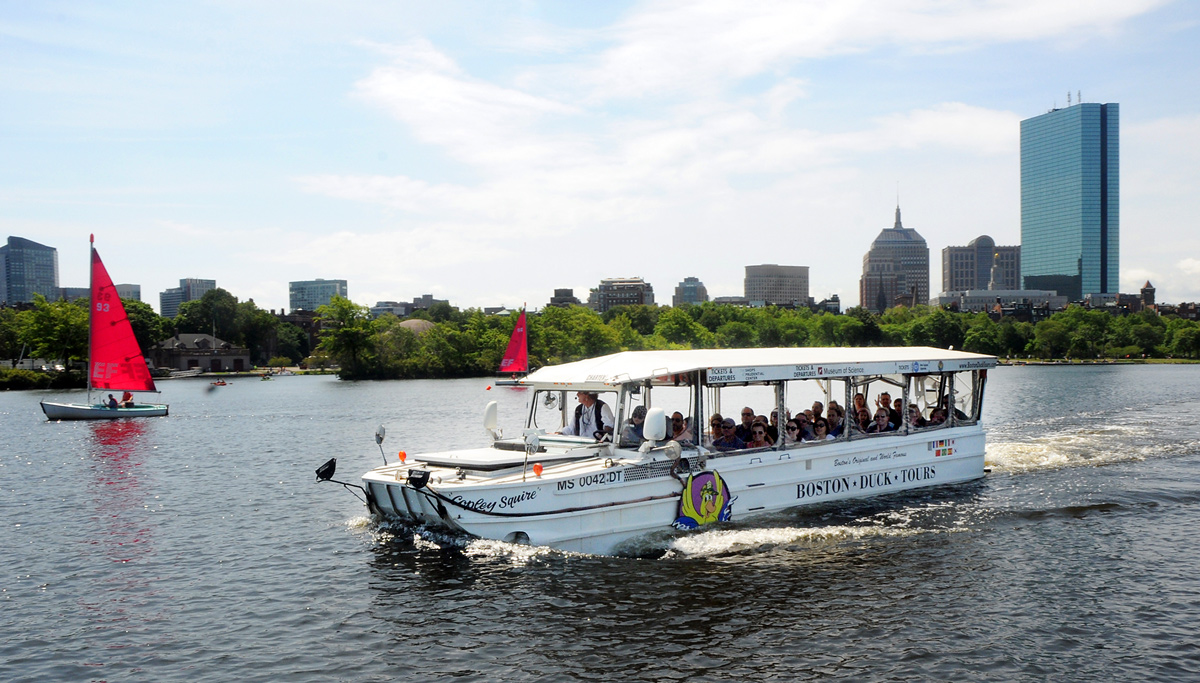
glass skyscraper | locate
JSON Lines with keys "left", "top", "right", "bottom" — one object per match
{"left": 0, "top": 236, "right": 60, "bottom": 304}
{"left": 1020, "top": 102, "right": 1119, "bottom": 301}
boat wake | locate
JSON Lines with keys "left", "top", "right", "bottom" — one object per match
{"left": 986, "top": 423, "right": 1198, "bottom": 474}
{"left": 658, "top": 523, "right": 928, "bottom": 559}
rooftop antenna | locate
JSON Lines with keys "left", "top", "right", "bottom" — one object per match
{"left": 1067, "top": 91, "right": 1071, "bottom": 106}
{"left": 1078, "top": 90, "right": 1082, "bottom": 104}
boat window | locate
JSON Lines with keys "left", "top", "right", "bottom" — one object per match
{"left": 626, "top": 383, "right": 698, "bottom": 448}
{"left": 949, "top": 370, "right": 983, "bottom": 425}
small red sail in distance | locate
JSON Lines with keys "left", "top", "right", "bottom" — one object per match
{"left": 498, "top": 309, "right": 528, "bottom": 374}
{"left": 90, "top": 246, "right": 157, "bottom": 392}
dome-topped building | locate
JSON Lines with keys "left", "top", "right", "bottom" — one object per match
{"left": 859, "top": 206, "right": 930, "bottom": 313}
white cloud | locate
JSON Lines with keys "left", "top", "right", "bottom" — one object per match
{"left": 564, "top": 0, "right": 1170, "bottom": 100}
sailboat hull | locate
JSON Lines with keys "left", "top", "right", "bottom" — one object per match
{"left": 40, "top": 401, "right": 169, "bottom": 420}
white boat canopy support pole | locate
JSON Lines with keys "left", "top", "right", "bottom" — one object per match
{"left": 774, "top": 381, "right": 785, "bottom": 450}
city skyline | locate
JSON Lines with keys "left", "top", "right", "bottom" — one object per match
{"left": 4, "top": 3, "right": 1199, "bottom": 312}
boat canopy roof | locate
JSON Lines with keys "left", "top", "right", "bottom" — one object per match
{"left": 521, "top": 347, "right": 996, "bottom": 391}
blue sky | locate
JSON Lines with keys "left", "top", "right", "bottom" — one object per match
{"left": 3, "top": 1, "right": 1198, "bottom": 314}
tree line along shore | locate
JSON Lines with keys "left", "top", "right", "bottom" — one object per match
{"left": 4, "top": 290, "right": 1198, "bottom": 389}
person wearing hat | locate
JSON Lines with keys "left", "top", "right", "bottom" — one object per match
{"left": 620, "top": 405, "right": 647, "bottom": 447}
{"left": 711, "top": 417, "right": 745, "bottom": 452}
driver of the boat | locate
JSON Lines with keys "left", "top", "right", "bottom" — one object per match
{"left": 120, "top": 391, "right": 134, "bottom": 408}
{"left": 558, "top": 391, "right": 614, "bottom": 440}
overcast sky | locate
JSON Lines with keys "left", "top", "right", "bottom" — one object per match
{"left": 3, "top": 1, "right": 1198, "bottom": 314}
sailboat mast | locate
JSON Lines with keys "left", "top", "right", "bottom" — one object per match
{"left": 87, "top": 234, "right": 94, "bottom": 400}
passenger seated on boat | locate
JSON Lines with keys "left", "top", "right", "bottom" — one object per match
{"left": 120, "top": 391, "right": 135, "bottom": 408}
{"left": 853, "top": 393, "right": 867, "bottom": 416}
{"left": 783, "top": 419, "right": 802, "bottom": 445}
{"left": 711, "top": 418, "right": 745, "bottom": 452}
{"left": 826, "top": 405, "right": 844, "bottom": 437}
{"left": 811, "top": 418, "right": 836, "bottom": 441}
{"left": 704, "top": 413, "right": 724, "bottom": 447}
{"left": 620, "top": 405, "right": 647, "bottom": 447}
{"left": 558, "top": 391, "right": 615, "bottom": 440}
{"left": 876, "top": 391, "right": 902, "bottom": 428}
{"left": 745, "top": 423, "right": 772, "bottom": 448}
{"left": 928, "top": 407, "right": 947, "bottom": 426}
{"left": 106, "top": 394, "right": 118, "bottom": 409}
{"left": 670, "top": 412, "right": 694, "bottom": 443}
{"left": 811, "top": 401, "right": 824, "bottom": 420}
{"left": 867, "top": 408, "right": 896, "bottom": 433}
{"left": 794, "top": 412, "right": 815, "bottom": 441}
{"left": 853, "top": 409, "right": 872, "bottom": 433}
{"left": 735, "top": 407, "right": 756, "bottom": 442}
{"left": 908, "top": 405, "right": 927, "bottom": 428}
{"left": 768, "top": 410, "right": 783, "bottom": 443}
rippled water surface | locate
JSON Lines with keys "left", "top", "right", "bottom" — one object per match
{"left": 3, "top": 366, "right": 1200, "bottom": 681}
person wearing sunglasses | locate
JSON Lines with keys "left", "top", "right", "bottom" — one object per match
{"left": 783, "top": 419, "right": 803, "bottom": 445}
{"left": 620, "top": 405, "right": 647, "bottom": 447}
{"left": 670, "top": 411, "right": 694, "bottom": 442}
{"left": 867, "top": 408, "right": 896, "bottom": 433}
{"left": 712, "top": 418, "right": 745, "bottom": 452}
{"left": 746, "top": 423, "right": 772, "bottom": 448}
{"left": 704, "top": 413, "right": 724, "bottom": 447}
{"left": 735, "top": 407, "right": 756, "bottom": 442}
{"left": 812, "top": 418, "right": 836, "bottom": 441}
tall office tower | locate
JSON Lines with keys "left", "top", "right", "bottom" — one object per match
{"left": 1021, "top": 102, "right": 1119, "bottom": 301}
{"left": 0, "top": 236, "right": 60, "bottom": 304}
{"left": 588, "top": 277, "right": 655, "bottom": 313}
{"left": 942, "top": 236, "right": 1021, "bottom": 292}
{"left": 859, "top": 206, "right": 929, "bottom": 313}
{"left": 160, "top": 278, "right": 216, "bottom": 318}
{"left": 744, "top": 265, "right": 809, "bottom": 306}
{"left": 673, "top": 276, "right": 710, "bottom": 306}
{"left": 289, "top": 279, "right": 348, "bottom": 312}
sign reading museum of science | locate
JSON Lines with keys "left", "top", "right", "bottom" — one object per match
{"left": 705, "top": 358, "right": 994, "bottom": 385}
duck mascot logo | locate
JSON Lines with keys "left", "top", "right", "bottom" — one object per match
{"left": 673, "top": 470, "right": 735, "bottom": 530}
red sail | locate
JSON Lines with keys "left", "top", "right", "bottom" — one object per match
{"left": 90, "top": 247, "right": 157, "bottom": 392}
{"left": 498, "top": 309, "right": 528, "bottom": 374}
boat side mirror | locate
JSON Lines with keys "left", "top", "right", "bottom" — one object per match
{"left": 375, "top": 425, "right": 386, "bottom": 445}
{"left": 484, "top": 401, "right": 502, "bottom": 441}
{"left": 643, "top": 407, "right": 667, "bottom": 441}
{"left": 316, "top": 457, "right": 337, "bottom": 481}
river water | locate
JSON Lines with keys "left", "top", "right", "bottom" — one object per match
{"left": 3, "top": 366, "right": 1200, "bottom": 681}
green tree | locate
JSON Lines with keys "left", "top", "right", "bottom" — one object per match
{"left": 654, "top": 307, "right": 711, "bottom": 347}
{"left": 123, "top": 299, "right": 170, "bottom": 353}
{"left": 0, "top": 307, "right": 22, "bottom": 360}
{"left": 18, "top": 295, "right": 89, "bottom": 363}
{"left": 962, "top": 318, "right": 1003, "bottom": 356}
{"left": 235, "top": 300, "right": 280, "bottom": 363}
{"left": 603, "top": 305, "right": 660, "bottom": 335}
{"left": 315, "top": 295, "right": 375, "bottom": 378}
{"left": 1033, "top": 319, "right": 1070, "bottom": 358}
{"left": 275, "top": 322, "right": 309, "bottom": 364}
{"left": 716, "top": 321, "right": 756, "bottom": 347}
{"left": 844, "top": 307, "right": 883, "bottom": 345}
{"left": 1170, "top": 324, "right": 1200, "bottom": 359}
{"left": 175, "top": 288, "right": 240, "bottom": 341}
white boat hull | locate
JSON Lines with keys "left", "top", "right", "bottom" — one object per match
{"left": 363, "top": 425, "right": 985, "bottom": 555}
{"left": 41, "top": 401, "right": 169, "bottom": 420}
